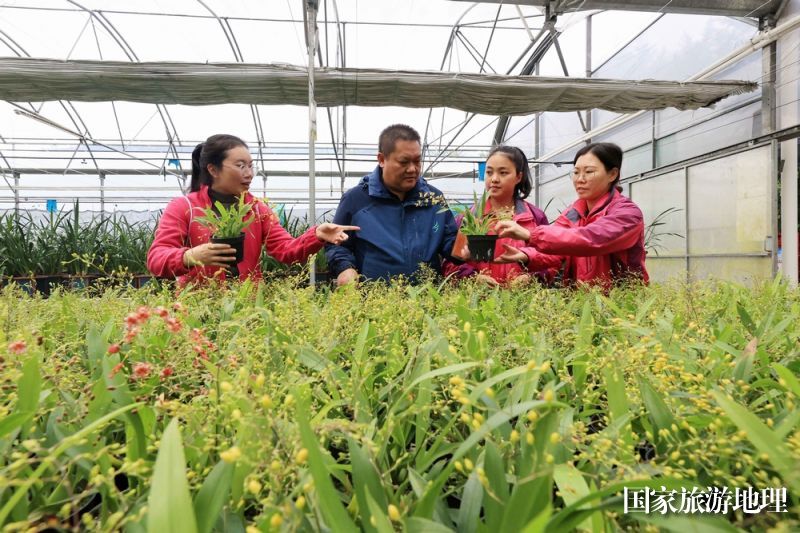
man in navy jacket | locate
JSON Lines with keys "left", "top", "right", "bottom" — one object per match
{"left": 326, "top": 124, "right": 460, "bottom": 285}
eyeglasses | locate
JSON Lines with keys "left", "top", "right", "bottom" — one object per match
{"left": 223, "top": 162, "right": 256, "bottom": 174}
{"left": 571, "top": 168, "right": 597, "bottom": 179}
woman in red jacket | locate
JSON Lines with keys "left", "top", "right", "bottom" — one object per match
{"left": 147, "top": 134, "right": 357, "bottom": 285}
{"left": 444, "top": 145, "right": 549, "bottom": 286}
{"left": 495, "top": 142, "right": 648, "bottom": 287}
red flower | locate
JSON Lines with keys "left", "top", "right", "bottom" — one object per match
{"left": 136, "top": 306, "right": 151, "bottom": 321}
{"left": 164, "top": 317, "right": 182, "bottom": 333}
{"left": 132, "top": 362, "right": 152, "bottom": 380}
{"left": 124, "top": 313, "right": 141, "bottom": 328}
{"left": 8, "top": 340, "right": 27, "bottom": 355}
{"left": 160, "top": 366, "right": 174, "bottom": 379}
{"left": 154, "top": 306, "right": 169, "bottom": 318}
{"left": 172, "top": 302, "right": 185, "bottom": 313}
{"left": 123, "top": 327, "right": 140, "bottom": 344}
{"left": 109, "top": 362, "right": 124, "bottom": 378}
{"left": 107, "top": 343, "right": 121, "bottom": 354}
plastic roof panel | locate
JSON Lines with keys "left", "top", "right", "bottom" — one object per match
{"left": 447, "top": 0, "right": 784, "bottom": 18}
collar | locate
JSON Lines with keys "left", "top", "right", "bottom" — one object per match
{"left": 199, "top": 185, "right": 254, "bottom": 205}
{"left": 576, "top": 188, "right": 617, "bottom": 218}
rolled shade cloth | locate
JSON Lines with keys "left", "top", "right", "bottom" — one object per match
{"left": 0, "top": 58, "right": 757, "bottom": 115}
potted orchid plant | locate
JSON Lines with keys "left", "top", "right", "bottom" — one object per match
{"left": 458, "top": 190, "right": 513, "bottom": 262}
{"left": 194, "top": 196, "right": 255, "bottom": 269}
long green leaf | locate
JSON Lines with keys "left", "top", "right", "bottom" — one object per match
{"left": 148, "top": 418, "right": 198, "bottom": 533}
{"left": 348, "top": 437, "right": 388, "bottom": 533}
{"left": 553, "top": 464, "right": 594, "bottom": 532}
{"left": 0, "top": 412, "right": 32, "bottom": 440}
{"left": 16, "top": 354, "right": 41, "bottom": 415}
{"left": 296, "top": 390, "right": 358, "bottom": 532}
{"left": 193, "top": 461, "right": 234, "bottom": 533}
{"left": 638, "top": 375, "right": 674, "bottom": 433}
{"left": 0, "top": 403, "right": 139, "bottom": 525}
{"left": 711, "top": 391, "right": 800, "bottom": 494}
{"left": 456, "top": 470, "right": 483, "bottom": 533}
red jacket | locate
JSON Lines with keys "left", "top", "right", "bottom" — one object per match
{"left": 443, "top": 199, "right": 549, "bottom": 284}
{"left": 525, "top": 189, "right": 649, "bottom": 287}
{"left": 147, "top": 186, "right": 323, "bottom": 285}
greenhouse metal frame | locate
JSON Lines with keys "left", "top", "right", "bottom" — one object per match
{"left": 0, "top": 0, "right": 797, "bottom": 284}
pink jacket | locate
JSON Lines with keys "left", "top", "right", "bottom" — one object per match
{"left": 443, "top": 199, "right": 550, "bottom": 284}
{"left": 147, "top": 186, "right": 323, "bottom": 285}
{"left": 524, "top": 189, "right": 649, "bottom": 287}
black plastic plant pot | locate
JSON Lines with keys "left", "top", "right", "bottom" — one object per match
{"left": 465, "top": 234, "right": 498, "bottom": 262}
{"left": 211, "top": 234, "right": 246, "bottom": 266}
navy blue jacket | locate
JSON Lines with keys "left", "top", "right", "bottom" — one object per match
{"left": 325, "top": 166, "right": 459, "bottom": 281}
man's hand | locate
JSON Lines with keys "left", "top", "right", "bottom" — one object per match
{"left": 336, "top": 268, "right": 359, "bottom": 287}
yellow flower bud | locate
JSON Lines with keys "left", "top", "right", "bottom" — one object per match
{"left": 526, "top": 432, "right": 535, "bottom": 445}
{"left": 232, "top": 409, "right": 242, "bottom": 420}
{"left": 463, "top": 322, "right": 471, "bottom": 333}
{"left": 543, "top": 390, "right": 554, "bottom": 402}
{"left": 220, "top": 446, "right": 241, "bottom": 463}
{"left": 261, "top": 395, "right": 273, "bottom": 409}
{"left": 220, "top": 381, "right": 233, "bottom": 392}
{"left": 247, "top": 479, "right": 262, "bottom": 494}
{"left": 296, "top": 496, "right": 306, "bottom": 510}
{"left": 460, "top": 413, "right": 471, "bottom": 424}
{"left": 540, "top": 361, "right": 551, "bottom": 372}
{"left": 510, "top": 430, "right": 520, "bottom": 443}
{"left": 454, "top": 460, "right": 464, "bottom": 472}
{"left": 255, "top": 373, "right": 265, "bottom": 387}
{"left": 527, "top": 410, "right": 539, "bottom": 422}
{"left": 388, "top": 504, "right": 401, "bottom": 521}
{"left": 449, "top": 376, "right": 463, "bottom": 386}
{"left": 464, "top": 458, "right": 474, "bottom": 471}
{"left": 296, "top": 448, "right": 309, "bottom": 464}
{"left": 270, "top": 514, "right": 283, "bottom": 528}
{"left": 549, "top": 432, "right": 561, "bottom": 444}
{"left": 270, "top": 460, "right": 281, "bottom": 471}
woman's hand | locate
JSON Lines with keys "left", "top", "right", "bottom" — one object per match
{"left": 494, "top": 243, "right": 528, "bottom": 265}
{"left": 316, "top": 223, "right": 361, "bottom": 245}
{"left": 183, "top": 243, "right": 236, "bottom": 268}
{"left": 494, "top": 220, "right": 531, "bottom": 242}
{"left": 475, "top": 273, "right": 500, "bottom": 287}
{"left": 508, "top": 273, "right": 533, "bottom": 288}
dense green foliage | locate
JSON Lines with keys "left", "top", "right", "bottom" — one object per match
{"left": 1, "top": 277, "right": 798, "bottom": 531}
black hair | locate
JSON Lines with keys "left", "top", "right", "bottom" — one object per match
{"left": 378, "top": 124, "right": 421, "bottom": 156}
{"left": 189, "top": 134, "right": 248, "bottom": 192}
{"left": 487, "top": 145, "right": 533, "bottom": 199}
{"left": 573, "top": 142, "right": 623, "bottom": 191}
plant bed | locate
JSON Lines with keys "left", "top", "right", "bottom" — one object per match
{"left": 2, "top": 279, "right": 799, "bottom": 531}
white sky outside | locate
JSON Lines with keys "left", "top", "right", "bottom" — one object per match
{"left": 0, "top": 1, "right": 756, "bottom": 215}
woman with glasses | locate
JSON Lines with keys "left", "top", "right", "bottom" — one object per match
{"left": 494, "top": 142, "right": 649, "bottom": 287}
{"left": 147, "top": 134, "right": 358, "bottom": 284}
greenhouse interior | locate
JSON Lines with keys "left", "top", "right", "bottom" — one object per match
{"left": 1, "top": 0, "right": 799, "bottom": 531}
